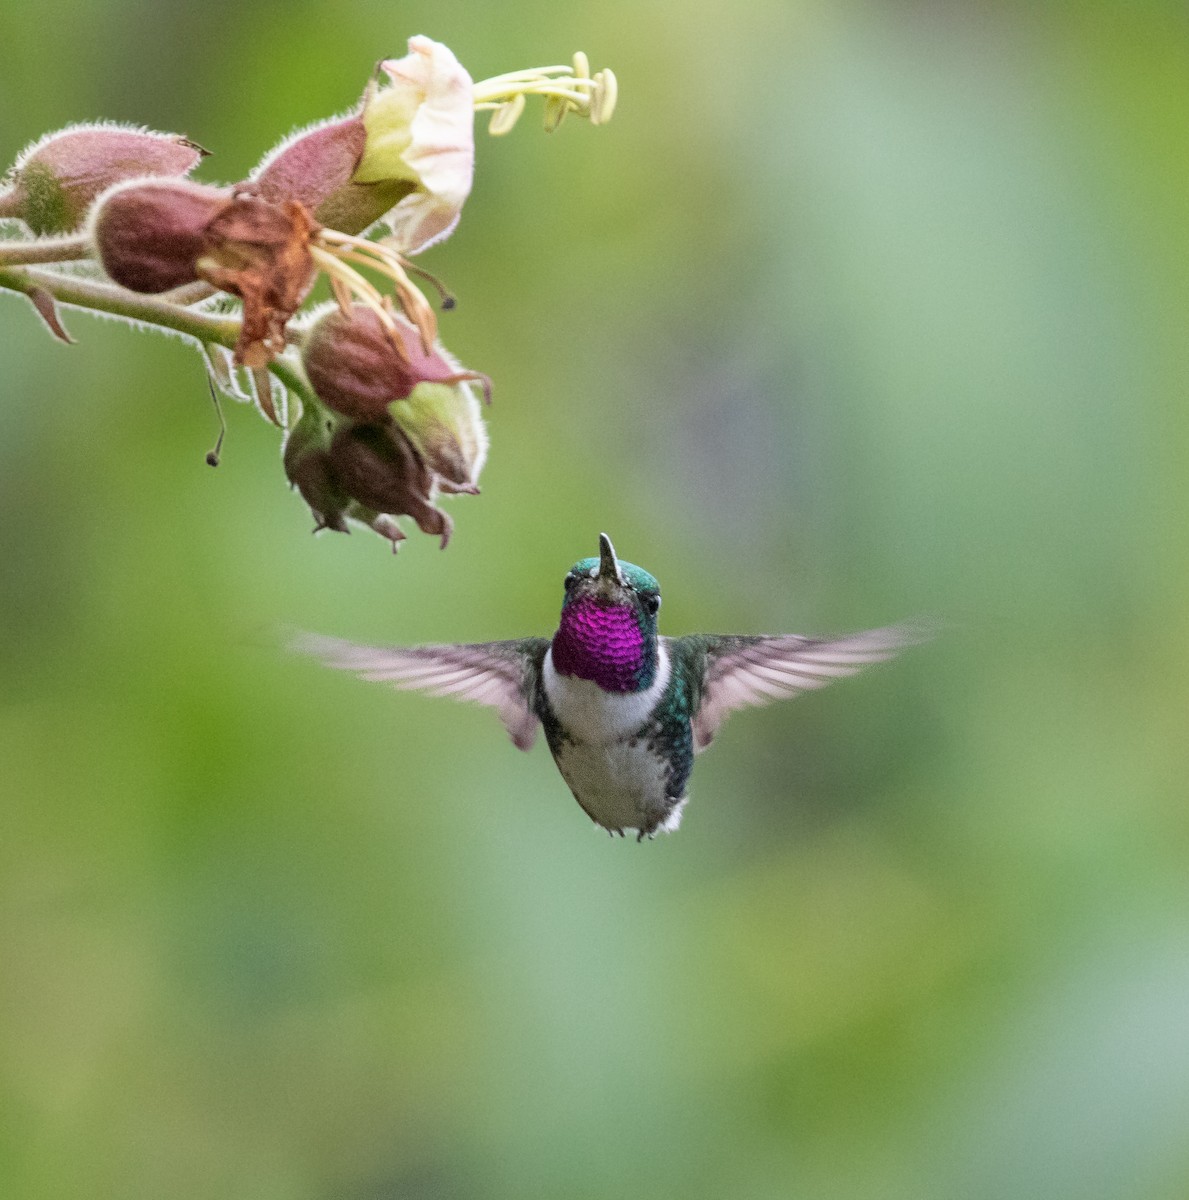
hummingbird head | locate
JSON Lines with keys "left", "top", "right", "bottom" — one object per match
{"left": 551, "top": 533, "right": 662, "bottom": 693}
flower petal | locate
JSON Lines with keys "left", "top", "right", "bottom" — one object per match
{"left": 358, "top": 36, "right": 475, "bottom": 254}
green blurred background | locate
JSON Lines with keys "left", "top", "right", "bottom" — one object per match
{"left": 4, "top": 1, "right": 1189, "bottom": 1197}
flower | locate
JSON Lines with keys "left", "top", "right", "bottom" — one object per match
{"left": 303, "top": 303, "right": 488, "bottom": 488}
{"left": 282, "top": 401, "right": 463, "bottom": 551}
{"left": 284, "top": 302, "right": 487, "bottom": 547}
{"left": 12, "top": 38, "right": 619, "bottom": 556}
{"left": 328, "top": 419, "right": 453, "bottom": 546}
{"left": 91, "top": 180, "right": 318, "bottom": 367}
{"left": 0, "top": 122, "right": 205, "bottom": 235}
{"left": 249, "top": 36, "right": 472, "bottom": 253}
{"left": 355, "top": 36, "right": 475, "bottom": 254}
{"left": 90, "top": 179, "right": 440, "bottom": 368}
{"left": 250, "top": 38, "right": 617, "bottom": 252}
{"left": 302, "top": 302, "right": 489, "bottom": 417}
{"left": 187, "top": 39, "right": 619, "bottom": 370}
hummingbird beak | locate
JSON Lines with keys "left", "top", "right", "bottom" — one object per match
{"left": 597, "top": 532, "right": 625, "bottom": 586}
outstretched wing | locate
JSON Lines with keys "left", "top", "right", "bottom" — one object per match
{"left": 292, "top": 632, "right": 550, "bottom": 750}
{"left": 673, "top": 621, "right": 932, "bottom": 752}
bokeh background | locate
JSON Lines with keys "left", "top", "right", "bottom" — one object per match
{"left": 3, "top": 1, "right": 1189, "bottom": 1197}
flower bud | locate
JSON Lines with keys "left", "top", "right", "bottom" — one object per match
{"left": 390, "top": 381, "right": 487, "bottom": 490}
{"left": 91, "top": 178, "right": 228, "bottom": 293}
{"left": 328, "top": 419, "right": 452, "bottom": 546}
{"left": 302, "top": 303, "right": 482, "bottom": 419}
{"left": 282, "top": 402, "right": 349, "bottom": 533}
{"left": 250, "top": 36, "right": 474, "bottom": 249}
{"left": 0, "top": 123, "right": 205, "bottom": 235}
{"left": 92, "top": 181, "right": 318, "bottom": 366}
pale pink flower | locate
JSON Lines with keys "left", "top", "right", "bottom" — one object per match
{"left": 355, "top": 36, "right": 476, "bottom": 255}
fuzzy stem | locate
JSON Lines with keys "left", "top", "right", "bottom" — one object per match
{"left": 159, "top": 280, "right": 218, "bottom": 306}
{"left": 0, "top": 234, "right": 92, "bottom": 266}
{"left": 0, "top": 263, "right": 317, "bottom": 410}
{"left": 0, "top": 231, "right": 91, "bottom": 265}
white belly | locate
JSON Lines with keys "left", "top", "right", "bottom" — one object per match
{"left": 551, "top": 737, "right": 672, "bottom": 833}
{"left": 543, "top": 645, "right": 686, "bottom": 835}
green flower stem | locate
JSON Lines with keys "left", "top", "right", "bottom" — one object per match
{"left": 0, "top": 235, "right": 92, "bottom": 266}
{"left": 0, "top": 262, "right": 316, "bottom": 411}
{"left": 160, "top": 281, "right": 218, "bottom": 306}
{"left": 262, "top": 356, "right": 315, "bottom": 413}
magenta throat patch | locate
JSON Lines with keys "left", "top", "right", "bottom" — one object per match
{"left": 551, "top": 597, "right": 648, "bottom": 692}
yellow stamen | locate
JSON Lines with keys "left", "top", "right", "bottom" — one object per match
{"left": 591, "top": 70, "right": 618, "bottom": 126}
{"left": 472, "top": 55, "right": 617, "bottom": 131}
{"left": 472, "top": 66, "right": 573, "bottom": 92}
{"left": 311, "top": 232, "right": 440, "bottom": 355}
{"left": 488, "top": 93, "right": 526, "bottom": 137}
{"left": 310, "top": 244, "right": 410, "bottom": 360}
{"left": 543, "top": 94, "right": 569, "bottom": 134}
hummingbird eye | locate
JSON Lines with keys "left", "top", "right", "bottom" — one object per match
{"left": 641, "top": 592, "right": 660, "bottom": 615}
{"left": 563, "top": 573, "right": 577, "bottom": 591}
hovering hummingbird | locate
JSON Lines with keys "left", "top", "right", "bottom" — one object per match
{"left": 294, "top": 535, "right": 928, "bottom": 840}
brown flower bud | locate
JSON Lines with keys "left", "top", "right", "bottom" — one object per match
{"left": 92, "top": 181, "right": 318, "bottom": 366}
{"left": 0, "top": 123, "right": 205, "bottom": 235}
{"left": 92, "top": 179, "right": 228, "bottom": 293}
{"left": 251, "top": 114, "right": 415, "bottom": 238}
{"left": 282, "top": 403, "right": 349, "bottom": 533}
{"left": 328, "top": 419, "right": 452, "bottom": 547}
{"left": 302, "top": 303, "right": 485, "bottom": 420}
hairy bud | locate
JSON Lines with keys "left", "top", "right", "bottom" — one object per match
{"left": 391, "top": 381, "right": 487, "bottom": 489}
{"left": 328, "top": 419, "right": 453, "bottom": 547}
{"left": 91, "top": 179, "right": 228, "bottom": 293}
{"left": 92, "top": 181, "right": 318, "bottom": 366}
{"left": 302, "top": 303, "right": 488, "bottom": 489}
{"left": 302, "top": 304, "right": 483, "bottom": 417}
{"left": 248, "top": 36, "right": 473, "bottom": 248}
{"left": 0, "top": 123, "right": 205, "bottom": 236}
{"left": 282, "top": 402, "right": 349, "bottom": 533}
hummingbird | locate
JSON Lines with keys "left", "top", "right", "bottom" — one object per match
{"left": 294, "top": 534, "right": 928, "bottom": 840}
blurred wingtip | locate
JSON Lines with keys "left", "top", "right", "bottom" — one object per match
{"left": 890, "top": 615, "right": 947, "bottom": 647}
{"left": 283, "top": 626, "right": 344, "bottom": 664}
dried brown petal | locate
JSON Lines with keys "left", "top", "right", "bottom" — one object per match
{"left": 198, "top": 196, "right": 318, "bottom": 367}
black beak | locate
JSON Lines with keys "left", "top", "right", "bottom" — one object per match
{"left": 597, "top": 532, "right": 624, "bottom": 586}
